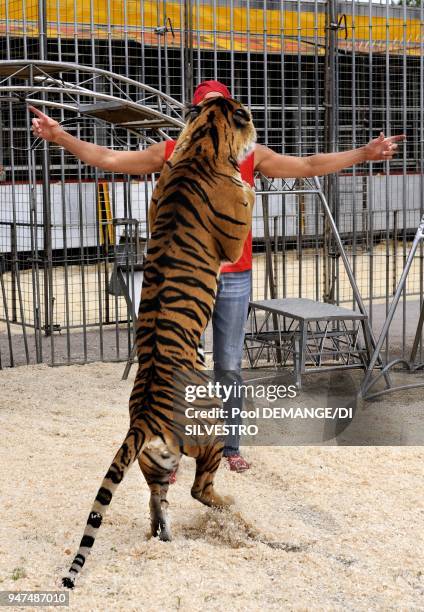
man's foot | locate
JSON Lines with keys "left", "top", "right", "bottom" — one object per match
{"left": 225, "top": 455, "right": 250, "bottom": 473}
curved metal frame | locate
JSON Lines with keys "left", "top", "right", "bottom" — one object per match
{"left": 0, "top": 60, "right": 185, "bottom": 133}
{"left": 360, "top": 214, "right": 424, "bottom": 400}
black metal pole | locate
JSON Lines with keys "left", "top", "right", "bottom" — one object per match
{"left": 323, "top": 0, "right": 338, "bottom": 304}
{"left": 38, "top": 0, "right": 48, "bottom": 59}
{"left": 38, "top": 0, "right": 54, "bottom": 343}
{"left": 184, "top": 0, "right": 194, "bottom": 104}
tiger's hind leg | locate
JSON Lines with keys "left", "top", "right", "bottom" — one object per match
{"left": 138, "top": 438, "right": 180, "bottom": 541}
{"left": 147, "top": 482, "right": 172, "bottom": 541}
{"left": 189, "top": 441, "right": 234, "bottom": 508}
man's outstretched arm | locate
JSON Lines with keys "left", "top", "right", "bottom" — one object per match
{"left": 28, "top": 105, "right": 166, "bottom": 175}
{"left": 254, "top": 133, "right": 406, "bottom": 179}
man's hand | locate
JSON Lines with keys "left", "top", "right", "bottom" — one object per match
{"left": 363, "top": 132, "right": 406, "bottom": 162}
{"left": 28, "top": 105, "right": 63, "bottom": 142}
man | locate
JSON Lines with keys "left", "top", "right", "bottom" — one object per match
{"left": 29, "top": 80, "right": 404, "bottom": 472}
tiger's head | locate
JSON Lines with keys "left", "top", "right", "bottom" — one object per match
{"left": 175, "top": 96, "right": 256, "bottom": 164}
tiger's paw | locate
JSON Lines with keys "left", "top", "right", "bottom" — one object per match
{"left": 154, "top": 526, "right": 172, "bottom": 542}
{"left": 151, "top": 519, "right": 172, "bottom": 542}
{"left": 210, "top": 493, "right": 235, "bottom": 508}
{"left": 158, "top": 530, "right": 172, "bottom": 542}
{"left": 191, "top": 485, "right": 234, "bottom": 508}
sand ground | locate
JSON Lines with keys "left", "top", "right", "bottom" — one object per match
{"left": 1, "top": 361, "right": 424, "bottom": 611}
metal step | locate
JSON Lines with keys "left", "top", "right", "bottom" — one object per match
{"left": 78, "top": 100, "right": 177, "bottom": 129}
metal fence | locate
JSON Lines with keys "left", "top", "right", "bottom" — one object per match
{"left": 0, "top": 0, "right": 423, "bottom": 368}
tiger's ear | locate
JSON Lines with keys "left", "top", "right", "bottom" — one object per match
{"left": 184, "top": 105, "right": 202, "bottom": 122}
{"left": 233, "top": 108, "right": 250, "bottom": 127}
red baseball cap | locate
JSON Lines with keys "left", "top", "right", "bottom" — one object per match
{"left": 192, "top": 80, "right": 232, "bottom": 105}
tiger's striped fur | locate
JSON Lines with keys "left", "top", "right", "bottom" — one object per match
{"left": 62, "top": 97, "right": 256, "bottom": 588}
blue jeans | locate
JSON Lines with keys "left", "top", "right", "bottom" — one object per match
{"left": 212, "top": 270, "right": 251, "bottom": 457}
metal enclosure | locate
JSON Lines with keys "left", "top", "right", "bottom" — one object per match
{"left": 0, "top": 0, "right": 423, "bottom": 367}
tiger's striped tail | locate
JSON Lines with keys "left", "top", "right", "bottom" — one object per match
{"left": 62, "top": 426, "right": 147, "bottom": 589}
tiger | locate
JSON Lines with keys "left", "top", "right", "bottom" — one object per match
{"left": 62, "top": 96, "right": 256, "bottom": 589}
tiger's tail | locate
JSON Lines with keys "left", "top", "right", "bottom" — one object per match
{"left": 62, "top": 426, "right": 147, "bottom": 589}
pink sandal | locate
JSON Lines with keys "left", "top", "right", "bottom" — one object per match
{"left": 225, "top": 455, "right": 250, "bottom": 472}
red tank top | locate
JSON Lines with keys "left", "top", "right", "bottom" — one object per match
{"left": 164, "top": 139, "right": 255, "bottom": 273}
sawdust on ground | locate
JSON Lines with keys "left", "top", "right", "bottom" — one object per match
{"left": 1, "top": 362, "right": 423, "bottom": 611}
